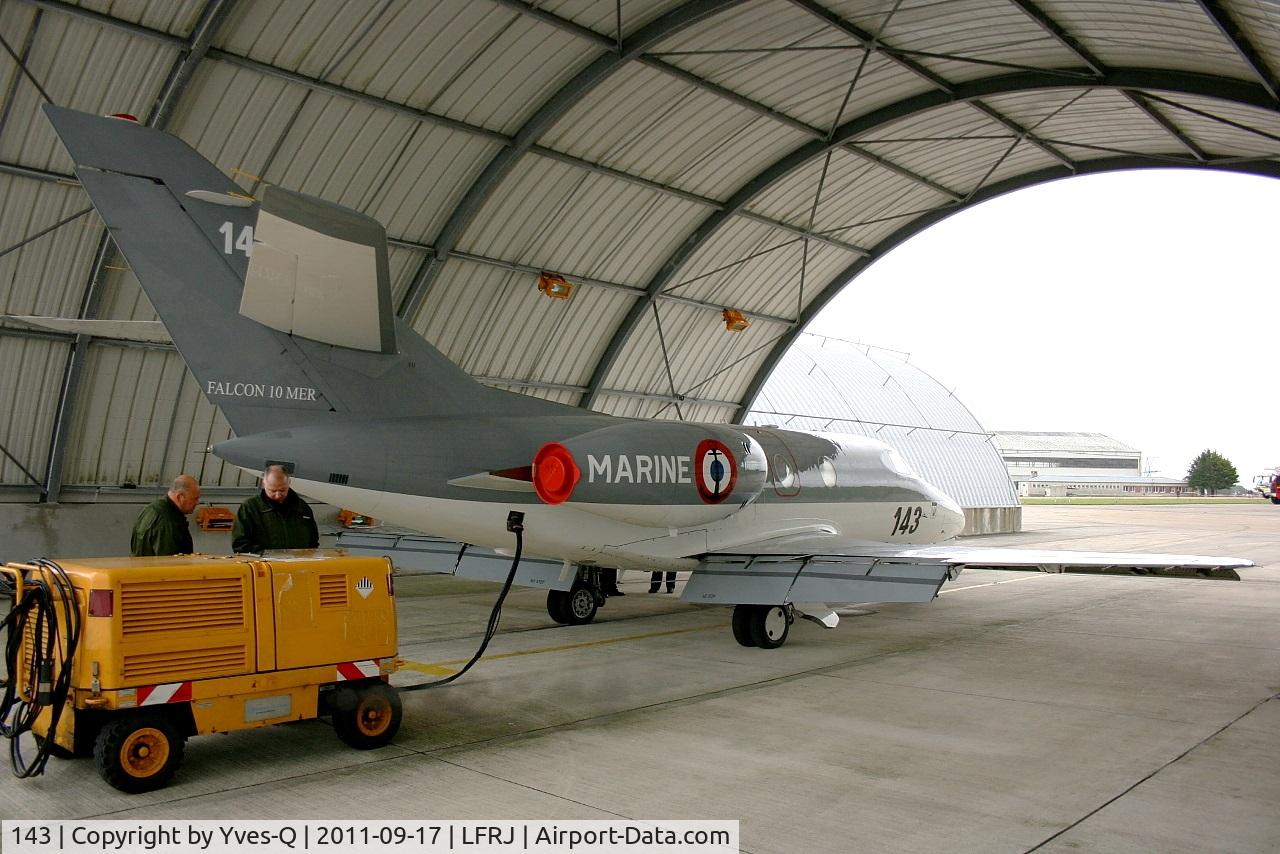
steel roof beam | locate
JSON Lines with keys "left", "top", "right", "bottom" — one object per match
{"left": 397, "top": 0, "right": 743, "bottom": 321}
{"left": 20, "top": 0, "right": 869, "bottom": 257}
{"left": 527, "top": 145, "right": 869, "bottom": 254}
{"left": 493, "top": 0, "right": 963, "bottom": 203}
{"left": 489, "top": 0, "right": 617, "bottom": 51}
{"left": 786, "top": 0, "right": 1075, "bottom": 169}
{"left": 1007, "top": 0, "right": 1207, "bottom": 161}
{"left": 0, "top": 320, "right": 745, "bottom": 410}
{"left": 1196, "top": 0, "right": 1280, "bottom": 102}
{"left": 0, "top": 158, "right": 858, "bottom": 265}
{"left": 446, "top": 247, "right": 797, "bottom": 325}
{"left": 733, "top": 155, "right": 1280, "bottom": 423}
{"left": 475, "top": 375, "right": 737, "bottom": 408}
{"left": 1004, "top": 0, "right": 1104, "bottom": 75}
{"left": 0, "top": 10, "right": 41, "bottom": 143}
{"left": 582, "top": 68, "right": 1280, "bottom": 409}
{"left": 1118, "top": 92, "right": 1210, "bottom": 162}
{"left": 641, "top": 55, "right": 963, "bottom": 202}
{"left": 0, "top": 159, "right": 801, "bottom": 323}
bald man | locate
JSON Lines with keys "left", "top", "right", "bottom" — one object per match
{"left": 232, "top": 465, "right": 318, "bottom": 553}
{"left": 130, "top": 474, "right": 200, "bottom": 557}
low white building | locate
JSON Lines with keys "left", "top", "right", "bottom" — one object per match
{"left": 993, "top": 432, "right": 1189, "bottom": 497}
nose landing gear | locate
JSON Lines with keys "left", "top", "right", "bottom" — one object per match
{"left": 546, "top": 565, "right": 605, "bottom": 625}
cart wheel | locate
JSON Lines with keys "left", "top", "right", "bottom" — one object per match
{"left": 333, "top": 683, "right": 402, "bottom": 750}
{"left": 94, "top": 714, "right": 184, "bottom": 793}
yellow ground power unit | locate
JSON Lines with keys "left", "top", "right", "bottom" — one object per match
{"left": 0, "top": 551, "right": 401, "bottom": 793}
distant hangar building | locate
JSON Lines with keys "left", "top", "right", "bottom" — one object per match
{"left": 994, "top": 431, "right": 1190, "bottom": 497}
{"left": 745, "top": 334, "right": 1021, "bottom": 535}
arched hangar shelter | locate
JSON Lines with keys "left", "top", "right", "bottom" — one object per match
{"left": 1, "top": 0, "right": 1278, "bottom": 503}
{"left": 745, "top": 333, "right": 1020, "bottom": 533}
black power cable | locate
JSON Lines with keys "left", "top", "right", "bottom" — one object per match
{"left": 0, "top": 559, "right": 82, "bottom": 777}
{"left": 400, "top": 511, "right": 525, "bottom": 692}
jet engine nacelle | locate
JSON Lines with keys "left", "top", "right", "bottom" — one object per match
{"left": 532, "top": 422, "right": 768, "bottom": 528}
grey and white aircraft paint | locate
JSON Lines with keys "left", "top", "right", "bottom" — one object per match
{"left": 44, "top": 106, "right": 1252, "bottom": 648}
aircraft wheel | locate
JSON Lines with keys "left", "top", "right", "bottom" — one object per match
{"left": 731, "top": 605, "right": 758, "bottom": 647}
{"left": 546, "top": 590, "right": 571, "bottom": 624}
{"left": 749, "top": 605, "right": 791, "bottom": 649}
{"left": 547, "top": 585, "right": 597, "bottom": 625}
{"left": 94, "top": 713, "right": 184, "bottom": 793}
{"left": 564, "top": 584, "right": 598, "bottom": 624}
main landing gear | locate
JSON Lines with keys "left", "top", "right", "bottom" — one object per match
{"left": 546, "top": 566, "right": 605, "bottom": 625}
{"left": 732, "top": 604, "right": 794, "bottom": 649}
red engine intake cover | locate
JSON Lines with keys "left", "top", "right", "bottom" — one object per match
{"left": 533, "top": 442, "right": 580, "bottom": 504}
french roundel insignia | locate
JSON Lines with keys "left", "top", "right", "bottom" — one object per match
{"left": 695, "top": 439, "right": 737, "bottom": 504}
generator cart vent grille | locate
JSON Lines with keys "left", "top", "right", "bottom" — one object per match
{"left": 120, "top": 578, "right": 246, "bottom": 635}
{"left": 319, "top": 574, "right": 347, "bottom": 608}
{"left": 123, "top": 645, "right": 246, "bottom": 681}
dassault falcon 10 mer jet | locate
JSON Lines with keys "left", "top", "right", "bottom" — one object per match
{"left": 43, "top": 106, "right": 1252, "bottom": 649}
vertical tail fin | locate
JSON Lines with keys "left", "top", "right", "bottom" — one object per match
{"left": 44, "top": 105, "right": 565, "bottom": 436}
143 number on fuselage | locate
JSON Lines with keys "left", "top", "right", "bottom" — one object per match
{"left": 891, "top": 505, "right": 923, "bottom": 536}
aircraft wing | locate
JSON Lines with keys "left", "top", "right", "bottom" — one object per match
{"left": 335, "top": 531, "right": 574, "bottom": 591}
{"left": 881, "top": 544, "right": 1251, "bottom": 579}
{"left": 681, "top": 538, "right": 1252, "bottom": 610}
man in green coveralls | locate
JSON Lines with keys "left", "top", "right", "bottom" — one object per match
{"left": 130, "top": 474, "right": 201, "bottom": 556}
{"left": 232, "top": 464, "right": 319, "bottom": 553}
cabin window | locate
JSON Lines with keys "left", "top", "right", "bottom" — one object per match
{"left": 881, "top": 449, "right": 916, "bottom": 478}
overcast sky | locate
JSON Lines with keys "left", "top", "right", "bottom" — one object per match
{"left": 806, "top": 168, "right": 1278, "bottom": 483}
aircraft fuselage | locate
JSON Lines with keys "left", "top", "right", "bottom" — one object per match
{"left": 216, "top": 415, "right": 965, "bottom": 570}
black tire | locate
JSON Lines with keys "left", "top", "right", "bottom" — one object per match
{"left": 333, "top": 682, "right": 402, "bottom": 750}
{"left": 547, "top": 590, "right": 570, "bottom": 624}
{"left": 565, "top": 584, "right": 598, "bottom": 624}
{"left": 749, "top": 605, "right": 791, "bottom": 649}
{"left": 94, "top": 713, "right": 184, "bottom": 793}
{"left": 731, "top": 605, "right": 758, "bottom": 647}
{"left": 1271, "top": 496, "right": 1279, "bottom": 505}
{"left": 548, "top": 584, "right": 597, "bottom": 625}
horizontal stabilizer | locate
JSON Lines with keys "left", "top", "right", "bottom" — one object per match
{"left": 336, "top": 531, "right": 571, "bottom": 590}
{"left": 2, "top": 316, "right": 171, "bottom": 345}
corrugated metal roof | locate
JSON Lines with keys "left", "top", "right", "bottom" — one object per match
{"left": 1, "top": 0, "right": 1277, "bottom": 494}
{"left": 746, "top": 334, "right": 1018, "bottom": 508}
{"left": 993, "top": 431, "right": 1140, "bottom": 453}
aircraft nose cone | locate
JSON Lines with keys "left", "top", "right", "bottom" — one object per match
{"left": 929, "top": 487, "right": 965, "bottom": 539}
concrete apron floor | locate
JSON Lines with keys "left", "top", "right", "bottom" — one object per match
{"left": 3, "top": 504, "right": 1278, "bottom": 853}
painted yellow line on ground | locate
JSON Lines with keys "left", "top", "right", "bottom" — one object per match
{"left": 400, "top": 662, "right": 460, "bottom": 676}
{"left": 401, "top": 622, "right": 723, "bottom": 675}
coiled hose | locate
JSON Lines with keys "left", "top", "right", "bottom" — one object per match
{"left": 0, "top": 559, "right": 82, "bottom": 777}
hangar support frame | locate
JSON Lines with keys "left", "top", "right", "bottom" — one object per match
{"left": 2, "top": 0, "right": 1279, "bottom": 494}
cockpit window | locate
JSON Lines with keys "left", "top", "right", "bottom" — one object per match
{"left": 881, "top": 449, "right": 917, "bottom": 478}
